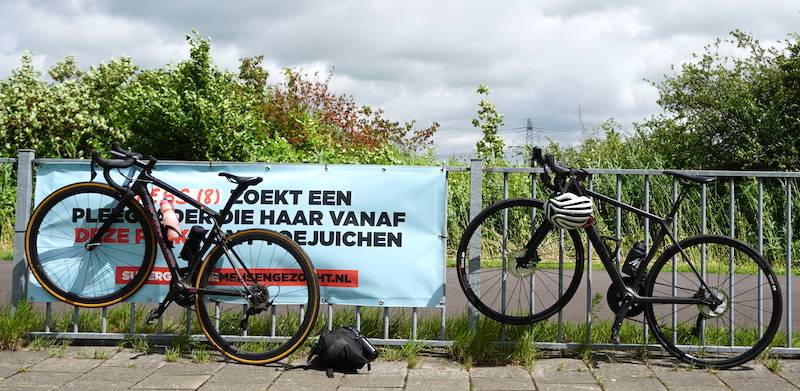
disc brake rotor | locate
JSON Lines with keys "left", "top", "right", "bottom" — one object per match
{"left": 698, "top": 288, "right": 728, "bottom": 318}
{"left": 508, "top": 249, "right": 537, "bottom": 278}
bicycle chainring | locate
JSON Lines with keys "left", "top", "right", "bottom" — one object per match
{"left": 607, "top": 276, "right": 645, "bottom": 318}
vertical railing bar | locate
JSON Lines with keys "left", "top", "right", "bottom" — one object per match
{"left": 440, "top": 306, "right": 446, "bottom": 341}
{"left": 757, "top": 178, "right": 764, "bottom": 338}
{"left": 728, "top": 177, "right": 735, "bottom": 346}
{"left": 12, "top": 149, "right": 35, "bottom": 311}
{"left": 101, "top": 307, "right": 108, "bottom": 334}
{"left": 270, "top": 306, "right": 276, "bottom": 337}
{"left": 786, "top": 179, "right": 793, "bottom": 348}
{"left": 300, "top": 304, "right": 305, "bottom": 323}
{"left": 72, "top": 306, "right": 79, "bottom": 333}
{"left": 501, "top": 172, "right": 508, "bottom": 340}
{"left": 241, "top": 304, "right": 247, "bottom": 336}
{"left": 467, "top": 159, "right": 483, "bottom": 328}
{"left": 557, "top": 228, "right": 564, "bottom": 342}
{"left": 412, "top": 307, "right": 418, "bottom": 340}
{"left": 671, "top": 178, "right": 678, "bottom": 343}
{"left": 185, "top": 307, "right": 191, "bottom": 336}
{"left": 643, "top": 175, "right": 650, "bottom": 343}
{"left": 615, "top": 175, "right": 622, "bottom": 271}
{"left": 214, "top": 303, "right": 220, "bottom": 333}
{"left": 129, "top": 303, "right": 136, "bottom": 335}
{"left": 356, "top": 306, "right": 362, "bottom": 332}
{"left": 45, "top": 302, "right": 52, "bottom": 333}
{"left": 327, "top": 304, "right": 333, "bottom": 332}
{"left": 383, "top": 307, "right": 390, "bottom": 340}
{"left": 586, "top": 176, "right": 593, "bottom": 345}
{"left": 700, "top": 182, "right": 707, "bottom": 344}
{"left": 531, "top": 174, "right": 537, "bottom": 316}
{"left": 440, "top": 169, "right": 448, "bottom": 343}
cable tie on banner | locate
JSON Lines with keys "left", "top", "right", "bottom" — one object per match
{"left": 265, "top": 166, "right": 270, "bottom": 171}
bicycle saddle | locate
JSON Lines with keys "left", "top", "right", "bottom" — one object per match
{"left": 663, "top": 171, "right": 716, "bottom": 184}
{"left": 219, "top": 172, "right": 263, "bottom": 186}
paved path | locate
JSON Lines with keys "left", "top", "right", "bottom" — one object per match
{"left": 1, "top": 347, "right": 799, "bottom": 390}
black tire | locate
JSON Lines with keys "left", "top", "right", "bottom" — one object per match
{"left": 195, "top": 229, "right": 320, "bottom": 364}
{"left": 456, "top": 198, "right": 584, "bottom": 325}
{"left": 25, "top": 182, "right": 156, "bottom": 307}
{"left": 644, "top": 235, "right": 782, "bottom": 369}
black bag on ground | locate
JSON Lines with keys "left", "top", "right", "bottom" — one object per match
{"left": 305, "top": 325, "right": 379, "bottom": 378}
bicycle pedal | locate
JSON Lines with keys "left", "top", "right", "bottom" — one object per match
{"left": 145, "top": 308, "right": 161, "bottom": 325}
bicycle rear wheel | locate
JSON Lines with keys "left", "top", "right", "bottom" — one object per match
{"left": 644, "top": 235, "right": 782, "bottom": 369}
{"left": 456, "top": 198, "right": 584, "bottom": 325}
{"left": 195, "top": 229, "right": 320, "bottom": 364}
{"left": 25, "top": 182, "right": 156, "bottom": 307}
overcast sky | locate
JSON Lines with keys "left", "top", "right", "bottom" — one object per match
{"left": 1, "top": 1, "right": 798, "bottom": 159}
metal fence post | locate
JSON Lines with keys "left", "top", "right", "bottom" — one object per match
{"left": 12, "top": 149, "right": 34, "bottom": 310}
{"left": 467, "top": 158, "right": 483, "bottom": 328}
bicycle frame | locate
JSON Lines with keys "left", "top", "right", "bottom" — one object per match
{"left": 86, "top": 164, "right": 251, "bottom": 299}
{"left": 531, "top": 176, "right": 719, "bottom": 307}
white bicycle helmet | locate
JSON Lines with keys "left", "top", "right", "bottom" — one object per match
{"left": 544, "top": 192, "right": 594, "bottom": 230}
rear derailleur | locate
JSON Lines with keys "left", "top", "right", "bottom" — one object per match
{"left": 240, "top": 284, "right": 272, "bottom": 331}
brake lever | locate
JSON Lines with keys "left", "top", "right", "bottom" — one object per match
{"left": 89, "top": 159, "right": 97, "bottom": 182}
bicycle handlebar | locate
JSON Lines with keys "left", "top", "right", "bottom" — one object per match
{"left": 531, "top": 147, "right": 587, "bottom": 192}
{"left": 90, "top": 144, "right": 149, "bottom": 192}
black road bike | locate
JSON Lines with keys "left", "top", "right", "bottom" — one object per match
{"left": 25, "top": 143, "right": 320, "bottom": 365}
{"left": 456, "top": 148, "right": 782, "bottom": 368}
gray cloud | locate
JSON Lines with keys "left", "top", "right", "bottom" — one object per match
{"left": 1, "top": 0, "right": 798, "bottom": 160}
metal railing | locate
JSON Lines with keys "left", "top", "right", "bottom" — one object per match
{"left": 6, "top": 152, "right": 800, "bottom": 355}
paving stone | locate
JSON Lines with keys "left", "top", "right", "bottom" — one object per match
{"left": 206, "top": 364, "right": 280, "bottom": 384}
{"left": 471, "top": 375, "right": 535, "bottom": 390}
{"left": 0, "top": 385, "right": 55, "bottom": 391}
{"left": 532, "top": 359, "right": 595, "bottom": 385}
{"left": 718, "top": 376, "right": 797, "bottom": 391}
{"left": 648, "top": 365, "right": 727, "bottom": 387}
{"left": 405, "top": 377, "right": 470, "bottom": 390}
{"left": 338, "top": 388, "right": 403, "bottom": 391}
{"left": 777, "top": 370, "right": 800, "bottom": 387}
{"left": 63, "top": 346, "right": 118, "bottom": 360}
{"left": 29, "top": 358, "right": 102, "bottom": 373}
{"left": 58, "top": 379, "right": 138, "bottom": 390}
{"left": 779, "top": 360, "right": 800, "bottom": 372}
{"left": 340, "top": 374, "right": 406, "bottom": 388}
{"left": 78, "top": 365, "right": 157, "bottom": 382}
{"left": 101, "top": 351, "right": 165, "bottom": 369}
{"left": 0, "top": 351, "right": 50, "bottom": 365}
{"left": 600, "top": 377, "right": 666, "bottom": 391}
{"left": 153, "top": 362, "right": 225, "bottom": 375}
{"left": 537, "top": 385, "right": 602, "bottom": 391}
{"left": 407, "top": 366, "right": 468, "bottom": 380}
{"left": 714, "top": 362, "right": 774, "bottom": 379}
{"left": 365, "top": 360, "right": 408, "bottom": 375}
{"left": 470, "top": 365, "right": 530, "bottom": 378}
{"left": 0, "top": 371, "right": 81, "bottom": 388}
{"left": 593, "top": 362, "right": 654, "bottom": 383}
{"left": 0, "top": 362, "right": 25, "bottom": 378}
{"left": 200, "top": 383, "right": 271, "bottom": 391}
{"left": 268, "top": 370, "right": 342, "bottom": 391}
{"left": 132, "top": 374, "right": 212, "bottom": 390}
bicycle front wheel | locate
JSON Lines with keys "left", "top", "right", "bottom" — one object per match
{"left": 195, "top": 229, "right": 320, "bottom": 364}
{"left": 25, "top": 182, "right": 157, "bottom": 307}
{"left": 456, "top": 198, "right": 584, "bottom": 325}
{"left": 644, "top": 235, "right": 782, "bottom": 369}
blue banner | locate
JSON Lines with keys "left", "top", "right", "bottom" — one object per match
{"left": 27, "top": 162, "right": 446, "bottom": 307}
